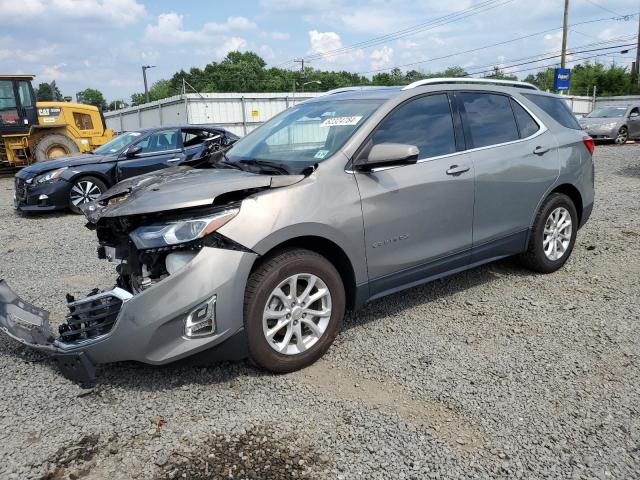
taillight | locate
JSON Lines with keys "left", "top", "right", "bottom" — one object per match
{"left": 582, "top": 135, "right": 595, "bottom": 156}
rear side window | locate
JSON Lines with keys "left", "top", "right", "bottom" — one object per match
{"left": 370, "top": 94, "right": 456, "bottom": 160}
{"left": 510, "top": 99, "right": 540, "bottom": 138}
{"left": 522, "top": 93, "right": 581, "bottom": 130}
{"left": 457, "top": 92, "right": 519, "bottom": 148}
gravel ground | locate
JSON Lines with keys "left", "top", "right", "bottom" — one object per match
{"left": 0, "top": 144, "right": 639, "bottom": 480}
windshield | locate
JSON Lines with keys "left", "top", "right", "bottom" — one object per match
{"left": 586, "top": 107, "right": 626, "bottom": 118}
{"left": 93, "top": 131, "right": 144, "bottom": 154}
{"left": 226, "top": 99, "right": 383, "bottom": 173}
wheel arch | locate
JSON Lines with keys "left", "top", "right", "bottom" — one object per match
{"left": 251, "top": 235, "right": 359, "bottom": 310}
{"left": 550, "top": 183, "right": 583, "bottom": 226}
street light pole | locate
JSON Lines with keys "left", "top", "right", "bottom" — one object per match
{"left": 142, "top": 65, "right": 156, "bottom": 103}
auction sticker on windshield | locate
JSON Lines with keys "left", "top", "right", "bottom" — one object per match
{"left": 320, "top": 116, "right": 362, "bottom": 127}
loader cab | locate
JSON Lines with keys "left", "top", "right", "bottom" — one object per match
{"left": 0, "top": 75, "right": 38, "bottom": 135}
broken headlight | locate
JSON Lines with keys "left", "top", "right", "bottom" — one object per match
{"left": 129, "top": 208, "right": 239, "bottom": 250}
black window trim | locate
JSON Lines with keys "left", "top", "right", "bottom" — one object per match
{"left": 455, "top": 90, "right": 546, "bottom": 151}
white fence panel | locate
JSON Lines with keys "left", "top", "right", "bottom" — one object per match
{"left": 104, "top": 93, "right": 321, "bottom": 135}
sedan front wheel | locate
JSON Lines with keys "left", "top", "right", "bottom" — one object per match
{"left": 68, "top": 176, "right": 107, "bottom": 214}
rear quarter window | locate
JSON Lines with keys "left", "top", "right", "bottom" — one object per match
{"left": 522, "top": 94, "right": 581, "bottom": 130}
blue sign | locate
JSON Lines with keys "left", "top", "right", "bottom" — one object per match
{"left": 553, "top": 68, "right": 571, "bottom": 90}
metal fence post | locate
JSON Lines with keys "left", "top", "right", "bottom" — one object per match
{"left": 158, "top": 103, "right": 163, "bottom": 125}
{"left": 137, "top": 108, "right": 141, "bottom": 128}
{"left": 119, "top": 111, "right": 123, "bottom": 133}
{"left": 184, "top": 95, "right": 189, "bottom": 124}
{"left": 241, "top": 96, "right": 248, "bottom": 135}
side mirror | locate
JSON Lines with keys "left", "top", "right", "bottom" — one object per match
{"left": 125, "top": 145, "right": 143, "bottom": 158}
{"left": 355, "top": 143, "right": 419, "bottom": 171}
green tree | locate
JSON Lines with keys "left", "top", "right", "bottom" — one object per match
{"left": 77, "top": 88, "right": 107, "bottom": 109}
{"left": 108, "top": 99, "right": 128, "bottom": 110}
{"left": 36, "top": 81, "right": 63, "bottom": 101}
{"left": 484, "top": 66, "right": 517, "bottom": 80}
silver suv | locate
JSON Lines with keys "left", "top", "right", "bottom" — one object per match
{"left": 0, "top": 78, "right": 595, "bottom": 381}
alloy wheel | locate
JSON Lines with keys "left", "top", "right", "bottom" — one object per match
{"left": 262, "top": 273, "right": 332, "bottom": 355}
{"left": 70, "top": 180, "right": 103, "bottom": 207}
{"left": 615, "top": 128, "right": 628, "bottom": 145}
{"left": 543, "top": 207, "right": 572, "bottom": 261}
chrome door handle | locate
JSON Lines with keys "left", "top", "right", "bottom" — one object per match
{"left": 533, "top": 146, "right": 550, "bottom": 155}
{"left": 446, "top": 164, "right": 470, "bottom": 175}
{"left": 167, "top": 157, "right": 182, "bottom": 163}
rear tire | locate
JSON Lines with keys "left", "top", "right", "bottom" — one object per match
{"left": 518, "top": 193, "right": 578, "bottom": 273}
{"left": 33, "top": 133, "right": 79, "bottom": 162}
{"left": 244, "top": 249, "right": 345, "bottom": 373}
{"left": 68, "top": 176, "right": 107, "bottom": 214}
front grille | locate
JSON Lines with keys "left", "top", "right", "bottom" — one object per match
{"left": 15, "top": 178, "right": 27, "bottom": 201}
{"left": 58, "top": 288, "right": 131, "bottom": 342}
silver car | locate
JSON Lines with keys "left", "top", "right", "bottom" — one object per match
{"left": 0, "top": 78, "right": 595, "bottom": 382}
{"left": 578, "top": 104, "right": 640, "bottom": 144}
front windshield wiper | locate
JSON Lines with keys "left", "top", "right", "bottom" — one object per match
{"left": 240, "top": 159, "right": 290, "bottom": 175}
{"left": 214, "top": 148, "right": 247, "bottom": 172}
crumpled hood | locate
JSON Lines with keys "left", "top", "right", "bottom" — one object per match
{"left": 17, "top": 153, "right": 116, "bottom": 178}
{"left": 82, "top": 166, "right": 304, "bottom": 223}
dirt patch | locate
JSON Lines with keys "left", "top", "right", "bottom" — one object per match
{"left": 162, "top": 426, "right": 328, "bottom": 479}
{"left": 40, "top": 434, "right": 100, "bottom": 480}
{"left": 616, "top": 165, "right": 640, "bottom": 178}
{"left": 291, "top": 360, "right": 487, "bottom": 453}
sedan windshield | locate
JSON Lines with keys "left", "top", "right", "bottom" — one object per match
{"left": 226, "top": 99, "right": 383, "bottom": 173}
{"left": 586, "top": 107, "right": 626, "bottom": 118}
{"left": 93, "top": 131, "right": 144, "bottom": 154}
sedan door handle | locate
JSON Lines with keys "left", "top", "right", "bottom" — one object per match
{"left": 446, "top": 164, "right": 470, "bottom": 175}
{"left": 533, "top": 146, "right": 550, "bottom": 155}
{"left": 167, "top": 157, "right": 182, "bottom": 163}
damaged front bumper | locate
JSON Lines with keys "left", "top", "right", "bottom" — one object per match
{"left": 0, "top": 246, "right": 257, "bottom": 382}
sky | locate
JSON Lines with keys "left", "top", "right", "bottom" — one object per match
{"left": 0, "top": 0, "right": 637, "bottom": 102}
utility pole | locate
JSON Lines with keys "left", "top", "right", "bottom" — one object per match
{"left": 142, "top": 65, "right": 156, "bottom": 103}
{"left": 635, "top": 12, "right": 640, "bottom": 85}
{"left": 560, "top": 0, "right": 569, "bottom": 69}
{"left": 294, "top": 58, "right": 305, "bottom": 74}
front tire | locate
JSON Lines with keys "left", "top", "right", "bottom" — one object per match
{"left": 244, "top": 249, "right": 345, "bottom": 373}
{"left": 68, "top": 176, "right": 107, "bottom": 214}
{"left": 518, "top": 193, "right": 578, "bottom": 273}
{"left": 33, "top": 133, "right": 80, "bottom": 162}
{"left": 614, "top": 126, "right": 628, "bottom": 145}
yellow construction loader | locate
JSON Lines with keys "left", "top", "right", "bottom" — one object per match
{"left": 0, "top": 74, "right": 113, "bottom": 172}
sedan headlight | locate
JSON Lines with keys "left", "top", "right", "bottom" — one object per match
{"left": 129, "top": 208, "right": 239, "bottom": 250}
{"left": 34, "top": 167, "right": 67, "bottom": 184}
{"left": 598, "top": 122, "right": 618, "bottom": 130}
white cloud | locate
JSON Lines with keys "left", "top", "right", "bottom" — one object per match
{"left": 259, "top": 44, "right": 276, "bottom": 60}
{"left": 195, "top": 37, "right": 249, "bottom": 59}
{"left": 269, "top": 32, "right": 290, "bottom": 41}
{"left": 144, "top": 13, "right": 256, "bottom": 45}
{"left": 41, "top": 63, "right": 69, "bottom": 81}
{"left": 0, "top": 0, "right": 146, "bottom": 26}
{"left": 370, "top": 45, "right": 393, "bottom": 70}
{"left": 308, "top": 30, "right": 365, "bottom": 66}
{"left": 260, "top": 0, "right": 341, "bottom": 12}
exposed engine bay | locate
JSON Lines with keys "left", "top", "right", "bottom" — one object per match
{"left": 92, "top": 204, "right": 252, "bottom": 295}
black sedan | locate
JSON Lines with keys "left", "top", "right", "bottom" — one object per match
{"left": 14, "top": 125, "right": 239, "bottom": 213}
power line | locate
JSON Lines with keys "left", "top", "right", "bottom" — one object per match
{"left": 352, "top": 12, "right": 638, "bottom": 75}
{"left": 273, "top": 0, "right": 514, "bottom": 67}
{"left": 466, "top": 43, "right": 636, "bottom": 76}
{"left": 584, "top": 0, "right": 624, "bottom": 18}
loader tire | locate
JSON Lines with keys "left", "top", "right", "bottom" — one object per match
{"left": 33, "top": 134, "right": 79, "bottom": 162}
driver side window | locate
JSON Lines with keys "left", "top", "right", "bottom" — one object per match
{"left": 629, "top": 107, "right": 639, "bottom": 117}
{"left": 368, "top": 94, "right": 457, "bottom": 161}
{"left": 136, "top": 129, "right": 179, "bottom": 154}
